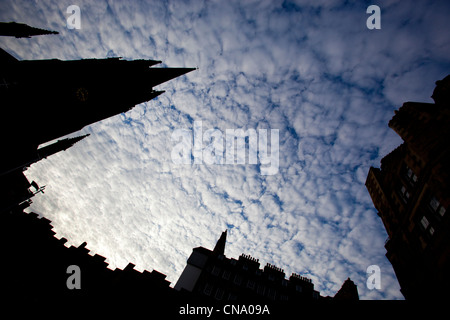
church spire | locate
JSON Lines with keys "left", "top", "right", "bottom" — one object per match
{"left": 213, "top": 230, "right": 227, "bottom": 255}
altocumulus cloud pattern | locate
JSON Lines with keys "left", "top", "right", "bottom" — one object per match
{"left": 1, "top": 0, "right": 449, "bottom": 300}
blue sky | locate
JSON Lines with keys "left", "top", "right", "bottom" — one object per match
{"left": 1, "top": 0, "right": 450, "bottom": 299}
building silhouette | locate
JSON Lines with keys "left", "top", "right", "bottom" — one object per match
{"left": 174, "top": 230, "right": 358, "bottom": 302}
{"left": 365, "top": 75, "right": 450, "bottom": 300}
{"left": 333, "top": 278, "right": 359, "bottom": 301}
{"left": 0, "top": 135, "right": 89, "bottom": 214}
{"left": 0, "top": 21, "right": 58, "bottom": 38}
{"left": 0, "top": 24, "right": 194, "bottom": 215}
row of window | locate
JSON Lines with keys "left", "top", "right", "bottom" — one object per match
{"left": 396, "top": 164, "right": 448, "bottom": 241}
{"left": 419, "top": 196, "right": 447, "bottom": 238}
{"left": 203, "top": 282, "right": 318, "bottom": 301}
{"left": 211, "top": 265, "right": 286, "bottom": 285}
{"left": 212, "top": 270, "right": 308, "bottom": 294}
{"left": 203, "top": 282, "right": 291, "bottom": 301}
{"left": 400, "top": 164, "right": 447, "bottom": 215}
{"left": 398, "top": 164, "right": 416, "bottom": 203}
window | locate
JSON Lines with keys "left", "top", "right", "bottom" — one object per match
{"left": 295, "top": 285, "right": 303, "bottom": 293}
{"left": 282, "top": 279, "right": 288, "bottom": 287}
{"left": 420, "top": 216, "right": 430, "bottom": 229}
{"left": 222, "top": 270, "right": 231, "bottom": 280}
{"left": 405, "top": 166, "right": 418, "bottom": 185}
{"left": 280, "top": 294, "right": 289, "bottom": 301}
{"left": 211, "top": 266, "right": 221, "bottom": 276}
{"left": 429, "top": 196, "right": 446, "bottom": 217}
{"left": 420, "top": 215, "right": 435, "bottom": 237}
{"left": 400, "top": 185, "right": 410, "bottom": 203}
{"left": 233, "top": 275, "right": 242, "bottom": 285}
{"left": 227, "top": 293, "right": 238, "bottom": 300}
{"left": 204, "top": 283, "right": 213, "bottom": 296}
{"left": 246, "top": 280, "right": 255, "bottom": 290}
{"left": 215, "top": 288, "right": 224, "bottom": 300}
{"left": 268, "top": 289, "right": 276, "bottom": 300}
{"left": 430, "top": 197, "right": 440, "bottom": 211}
{"left": 429, "top": 226, "right": 435, "bottom": 236}
{"left": 257, "top": 285, "right": 265, "bottom": 296}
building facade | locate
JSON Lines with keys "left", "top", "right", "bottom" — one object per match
{"left": 174, "top": 230, "right": 358, "bottom": 301}
{"left": 365, "top": 75, "right": 450, "bottom": 299}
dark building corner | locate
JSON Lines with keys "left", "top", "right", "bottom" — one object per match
{"left": 365, "top": 74, "right": 450, "bottom": 300}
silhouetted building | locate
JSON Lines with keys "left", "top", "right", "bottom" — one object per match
{"left": 175, "top": 231, "right": 357, "bottom": 302}
{"left": 333, "top": 278, "right": 359, "bottom": 301}
{"left": 0, "top": 207, "right": 176, "bottom": 304}
{"left": 0, "top": 29, "right": 194, "bottom": 214}
{"left": 0, "top": 47, "right": 194, "bottom": 172}
{"left": 366, "top": 75, "right": 450, "bottom": 300}
{"left": 0, "top": 135, "right": 90, "bottom": 214}
{"left": 0, "top": 21, "right": 58, "bottom": 38}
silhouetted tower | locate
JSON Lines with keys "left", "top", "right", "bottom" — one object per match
{"left": 1, "top": 134, "right": 89, "bottom": 177}
{"left": 0, "top": 135, "right": 91, "bottom": 214}
{"left": 213, "top": 230, "right": 227, "bottom": 255}
{"left": 0, "top": 21, "right": 58, "bottom": 38}
{"left": 0, "top": 48, "right": 195, "bottom": 153}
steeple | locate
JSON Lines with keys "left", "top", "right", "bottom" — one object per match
{"left": 1, "top": 48, "right": 195, "bottom": 153}
{"left": 213, "top": 230, "right": 227, "bottom": 255}
{"left": 0, "top": 21, "right": 58, "bottom": 38}
{"left": 1, "top": 134, "right": 89, "bottom": 177}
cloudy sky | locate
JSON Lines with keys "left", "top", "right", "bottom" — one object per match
{"left": 1, "top": 0, "right": 449, "bottom": 300}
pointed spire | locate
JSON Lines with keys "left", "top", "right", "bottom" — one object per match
{"left": 213, "top": 230, "right": 227, "bottom": 255}
{"left": 0, "top": 22, "right": 58, "bottom": 38}
{"left": 37, "top": 134, "right": 89, "bottom": 158}
{"left": 144, "top": 67, "right": 196, "bottom": 88}
{"left": 0, "top": 134, "right": 90, "bottom": 177}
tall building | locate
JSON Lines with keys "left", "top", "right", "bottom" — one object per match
{"left": 365, "top": 75, "right": 450, "bottom": 300}
{"left": 174, "top": 230, "right": 358, "bottom": 301}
